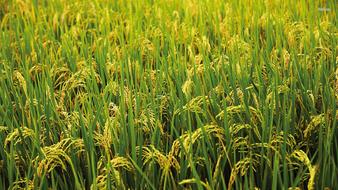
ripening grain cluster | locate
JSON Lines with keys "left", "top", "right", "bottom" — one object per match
{"left": 0, "top": 0, "right": 337, "bottom": 189}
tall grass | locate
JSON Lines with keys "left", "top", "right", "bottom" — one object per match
{"left": 0, "top": 0, "right": 337, "bottom": 189}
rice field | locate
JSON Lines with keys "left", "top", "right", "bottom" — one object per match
{"left": 0, "top": 0, "right": 337, "bottom": 189}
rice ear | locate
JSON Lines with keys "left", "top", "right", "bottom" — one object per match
{"left": 182, "top": 79, "right": 194, "bottom": 97}
{"left": 304, "top": 114, "right": 325, "bottom": 139}
{"left": 291, "top": 150, "right": 318, "bottom": 190}
{"left": 179, "top": 178, "right": 212, "bottom": 190}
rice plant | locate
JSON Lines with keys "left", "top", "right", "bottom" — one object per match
{"left": 0, "top": 0, "right": 337, "bottom": 189}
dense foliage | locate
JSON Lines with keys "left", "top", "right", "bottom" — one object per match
{"left": 0, "top": 0, "right": 337, "bottom": 189}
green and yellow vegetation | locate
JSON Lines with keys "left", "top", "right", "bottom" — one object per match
{"left": 0, "top": 0, "right": 337, "bottom": 189}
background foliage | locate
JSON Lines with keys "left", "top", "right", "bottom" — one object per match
{"left": 0, "top": 0, "right": 337, "bottom": 189}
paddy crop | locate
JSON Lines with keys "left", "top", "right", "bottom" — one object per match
{"left": 0, "top": 0, "right": 337, "bottom": 189}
